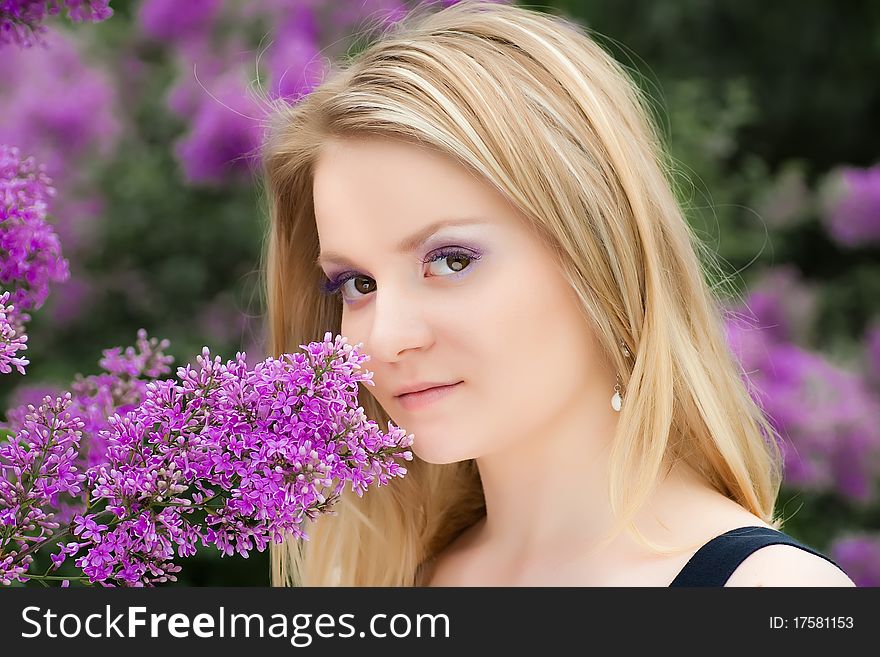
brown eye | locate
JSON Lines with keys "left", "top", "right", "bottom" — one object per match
{"left": 353, "top": 277, "right": 375, "bottom": 294}
{"left": 425, "top": 251, "right": 477, "bottom": 277}
{"left": 447, "top": 255, "right": 469, "bottom": 271}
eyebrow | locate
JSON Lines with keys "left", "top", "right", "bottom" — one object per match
{"left": 316, "top": 217, "right": 489, "bottom": 268}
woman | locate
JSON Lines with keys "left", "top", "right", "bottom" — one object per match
{"left": 260, "top": 0, "right": 855, "bottom": 586}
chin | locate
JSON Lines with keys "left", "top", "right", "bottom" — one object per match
{"left": 411, "top": 442, "right": 472, "bottom": 466}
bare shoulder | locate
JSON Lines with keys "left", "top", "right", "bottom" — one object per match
{"left": 725, "top": 544, "right": 856, "bottom": 587}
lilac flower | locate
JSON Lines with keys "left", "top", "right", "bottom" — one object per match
{"left": 4, "top": 382, "right": 63, "bottom": 430}
{"left": 0, "top": 291, "right": 28, "bottom": 375}
{"left": 830, "top": 534, "right": 880, "bottom": 587}
{"left": 0, "top": 292, "right": 30, "bottom": 374}
{"left": 265, "top": 4, "right": 324, "bottom": 102}
{"left": 137, "top": 0, "right": 221, "bottom": 45}
{"left": 0, "top": 144, "right": 69, "bottom": 354}
{"left": 2, "top": 330, "right": 173, "bottom": 531}
{"left": 725, "top": 311, "right": 880, "bottom": 503}
{"left": 1, "top": 332, "right": 413, "bottom": 586}
{"left": 740, "top": 266, "right": 818, "bottom": 344}
{"left": 171, "top": 66, "right": 267, "bottom": 186}
{"left": 0, "top": 0, "right": 112, "bottom": 49}
{"left": 0, "top": 29, "right": 119, "bottom": 266}
{"left": 0, "top": 392, "right": 88, "bottom": 585}
{"left": 0, "top": 144, "right": 69, "bottom": 321}
{"left": 821, "top": 164, "right": 880, "bottom": 247}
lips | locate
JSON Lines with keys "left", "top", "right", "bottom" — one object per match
{"left": 396, "top": 381, "right": 462, "bottom": 410}
{"left": 393, "top": 380, "right": 462, "bottom": 397}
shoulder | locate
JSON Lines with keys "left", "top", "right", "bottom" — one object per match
{"left": 725, "top": 543, "right": 856, "bottom": 587}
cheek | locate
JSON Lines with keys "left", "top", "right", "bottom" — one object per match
{"left": 473, "top": 259, "right": 595, "bottom": 431}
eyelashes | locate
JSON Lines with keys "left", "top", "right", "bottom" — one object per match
{"left": 319, "top": 246, "right": 483, "bottom": 301}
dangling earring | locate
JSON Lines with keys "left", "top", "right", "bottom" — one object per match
{"left": 611, "top": 339, "right": 631, "bottom": 413}
{"left": 611, "top": 374, "right": 623, "bottom": 412}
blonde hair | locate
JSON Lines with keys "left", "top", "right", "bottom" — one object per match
{"left": 260, "top": 0, "right": 784, "bottom": 586}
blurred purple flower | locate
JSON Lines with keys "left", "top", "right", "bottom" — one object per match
{"left": 821, "top": 164, "right": 880, "bottom": 247}
{"left": 172, "top": 66, "right": 266, "bottom": 186}
{"left": 742, "top": 266, "right": 818, "bottom": 344}
{"left": 0, "top": 28, "right": 119, "bottom": 281}
{"left": 725, "top": 311, "right": 880, "bottom": 503}
{"left": 137, "top": 0, "right": 221, "bottom": 45}
{"left": 326, "top": 0, "right": 409, "bottom": 35}
{"left": 0, "top": 0, "right": 112, "bottom": 49}
{"left": 265, "top": 4, "right": 325, "bottom": 102}
{"left": 0, "top": 29, "right": 121, "bottom": 181}
{"left": 830, "top": 534, "right": 880, "bottom": 587}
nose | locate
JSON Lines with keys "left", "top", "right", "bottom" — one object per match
{"left": 362, "top": 281, "right": 433, "bottom": 363}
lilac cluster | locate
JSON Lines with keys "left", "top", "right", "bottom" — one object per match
{"left": 830, "top": 533, "right": 880, "bottom": 587}
{"left": 0, "top": 27, "right": 119, "bottom": 263}
{"left": 0, "top": 144, "right": 69, "bottom": 318}
{"left": 821, "top": 164, "right": 880, "bottom": 247}
{"left": 0, "top": 291, "right": 28, "bottom": 375}
{"left": 0, "top": 144, "right": 70, "bottom": 375}
{"left": 0, "top": 332, "right": 413, "bottom": 586}
{"left": 725, "top": 285, "right": 880, "bottom": 503}
{"left": 0, "top": 392, "right": 88, "bottom": 585}
{"left": 137, "top": 0, "right": 408, "bottom": 186}
{"left": 0, "top": 0, "right": 112, "bottom": 48}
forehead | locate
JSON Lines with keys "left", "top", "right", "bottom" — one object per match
{"left": 312, "top": 136, "right": 505, "bottom": 232}
{"left": 312, "top": 136, "right": 473, "bottom": 207}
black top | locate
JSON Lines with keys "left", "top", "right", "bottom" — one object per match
{"left": 668, "top": 526, "right": 846, "bottom": 586}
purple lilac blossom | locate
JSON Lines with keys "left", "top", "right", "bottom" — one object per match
{"left": 1, "top": 333, "right": 413, "bottom": 586}
{"left": 0, "top": 144, "right": 69, "bottom": 330}
{"left": 2, "top": 330, "right": 173, "bottom": 528}
{"left": 0, "top": 291, "right": 28, "bottom": 375}
{"left": 0, "top": 28, "right": 119, "bottom": 295}
{"left": 171, "top": 65, "right": 267, "bottom": 186}
{"left": 3, "top": 382, "right": 64, "bottom": 428}
{"left": 265, "top": 3, "right": 325, "bottom": 102}
{"left": 822, "top": 164, "right": 880, "bottom": 247}
{"left": 324, "top": 0, "right": 408, "bottom": 41}
{"left": 830, "top": 534, "right": 880, "bottom": 587}
{"left": 725, "top": 309, "right": 880, "bottom": 503}
{"left": 0, "top": 392, "right": 88, "bottom": 585}
{"left": 0, "top": 0, "right": 112, "bottom": 48}
{"left": 742, "top": 265, "right": 818, "bottom": 345}
{"left": 137, "top": 0, "right": 221, "bottom": 45}
{"left": 0, "top": 30, "right": 120, "bottom": 180}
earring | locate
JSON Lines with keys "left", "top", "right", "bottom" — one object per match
{"left": 611, "top": 339, "right": 631, "bottom": 413}
{"left": 611, "top": 374, "right": 623, "bottom": 412}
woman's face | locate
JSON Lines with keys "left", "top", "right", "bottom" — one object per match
{"left": 313, "top": 136, "right": 607, "bottom": 464}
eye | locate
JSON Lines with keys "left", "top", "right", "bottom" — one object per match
{"left": 319, "top": 246, "right": 482, "bottom": 303}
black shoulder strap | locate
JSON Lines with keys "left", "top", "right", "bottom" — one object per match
{"left": 668, "top": 526, "right": 844, "bottom": 587}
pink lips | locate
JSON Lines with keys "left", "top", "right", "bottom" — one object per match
{"left": 396, "top": 381, "right": 462, "bottom": 411}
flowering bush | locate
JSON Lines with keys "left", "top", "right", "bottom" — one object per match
{"left": 0, "top": 0, "right": 112, "bottom": 48}
{"left": 0, "top": 331, "right": 413, "bottom": 586}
